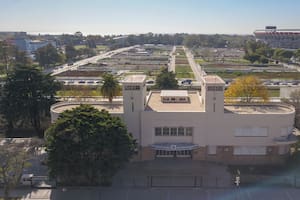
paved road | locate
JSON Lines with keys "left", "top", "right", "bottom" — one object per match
{"left": 51, "top": 45, "right": 138, "bottom": 76}
{"left": 168, "top": 46, "right": 176, "bottom": 72}
{"left": 5, "top": 187, "right": 300, "bottom": 200}
{"left": 184, "top": 47, "right": 203, "bottom": 81}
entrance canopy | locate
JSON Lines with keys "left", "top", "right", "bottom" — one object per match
{"left": 151, "top": 143, "right": 199, "bottom": 151}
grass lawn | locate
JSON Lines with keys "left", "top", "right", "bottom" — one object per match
{"left": 176, "top": 65, "right": 195, "bottom": 79}
{"left": 268, "top": 89, "right": 280, "bottom": 97}
{"left": 212, "top": 71, "right": 300, "bottom": 80}
{"left": 57, "top": 89, "right": 102, "bottom": 97}
{"left": 74, "top": 45, "right": 87, "bottom": 50}
{"left": 195, "top": 58, "right": 207, "bottom": 65}
{"left": 176, "top": 72, "right": 195, "bottom": 79}
{"left": 96, "top": 45, "right": 107, "bottom": 51}
{"left": 224, "top": 58, "right": 250, "bottom": 64}
{"left": 176, "top": 65, "right": 193, "bottom": 73}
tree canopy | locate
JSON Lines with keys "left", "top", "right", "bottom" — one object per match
{"left": 0, "top": 41, "right": 32, "bottom": 73}
{"left": 100, "top": 73, "right": 120, "bottom": 103}
{"left": 154, "top": 68, "right": 178, "bottom": 90}
{"left": 243, "top": 40, "right": 273, "bottom": 64}
{"left": 224, "top": 75, "right": 269, "bottom": 102}
{"left": 35, "top": 44, "right": 65, "bottom": 68}
{"left": 0, "top": 138, "right": 42, "bottom": 200}
{"left": 0, "top": 65, "right": 61, "bottom": 135}
{"left": 45, "top": 104, "right": 136, "bottom": 185}
{"left": 65, "top": 45, "right": 77, "bottom": 61}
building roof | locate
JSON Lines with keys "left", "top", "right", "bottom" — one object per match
{"left": 202, "top": 75, "right": 225, "bottom": 85}
{"left": 146, "top": 91, "right": 204, "bottom": 112}
{"left": 224, "top": 104, "right": 294, "bottom": 114}
{"left": 51, "top": 102, "right": 123, "bottom": 114}
{"left": 122, "top": 75, "right": 146, "bottom": 84}
{"left": 160, "top": 90, "right": 188, "bottom": 97}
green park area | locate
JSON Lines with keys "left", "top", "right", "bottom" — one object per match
{"left": 74, "top": 45, "right": 107, "bottom": 51}
{"left": 213, "top": 71, "right": 300, "bottom": 80}
{"left": 176, "top": 65, "right": 195, "bottom": 79}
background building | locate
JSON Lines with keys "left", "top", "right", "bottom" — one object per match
{"left": 254, "top": 26, "right": 300, "bottom": 49}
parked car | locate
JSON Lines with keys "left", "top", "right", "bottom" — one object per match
{"left": 20, "top": 174, "right": 33, "bottom": 186}
{"left": 181, "top": 79, "right": 192, "bottom": 85}
{"left": 146, "top": 80, "right": 155, "bottom": 84}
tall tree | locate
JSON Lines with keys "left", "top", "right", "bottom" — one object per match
{"left": 0, "top": 65, "right": 61, "bottom": 135}
{"left": 35, "top": 44, "right": 65, "bottom": 67}
{"left": 45, "top": 105, "right": 136, "bottom": 185}
{"left": 154, "top": 68, "right": 178, "bottom": 89}
{"left": 0, "top": 41, "right": 31, "bottom": 73}
{"left": 65, "top": 45, "right": 77, "bottom": 61}
{"left": 0, "top": 138, "right": 42, "bottom": 200}
{"left": 100, "top": 73, "right": 120, "bottom": 103}
{"left": 225, "top": 75, "right": 269, "bottom": 102}
{"left": 284, "top": 89, "right": 300, "bottom": 129}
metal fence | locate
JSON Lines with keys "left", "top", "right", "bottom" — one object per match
{"left": 113, "top": 175, "right": 231, "bottom": 188}
{"left": 112, "top": 175, "right": 300, "bottom": 188}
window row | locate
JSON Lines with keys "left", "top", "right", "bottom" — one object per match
{"left": 124, "top": 85, "right": 140, "bottom": 90}
{"left": 207, "top": 86, "right": 223, "bottom": 91}
{"left": 234, "top": 127, "right": 268, "bottom": 137}
{"left": 162, "top": 97, "right": 189, "bottom": 103}
{"left": 155, "top": 127, "right": 193, "bottom": 136}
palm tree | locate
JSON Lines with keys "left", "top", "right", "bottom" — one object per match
{"left": 100, "top": 73, "right": 120, "bottom": 103}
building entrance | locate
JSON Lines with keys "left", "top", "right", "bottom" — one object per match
{"left": 155, "top": 150, "right": 192, "bottom": 158}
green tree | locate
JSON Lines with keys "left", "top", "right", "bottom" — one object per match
{"left": 0, "top": 42, "right": 31, "bottom": 73}
{"left": 243, "top": 40, "right": 273, "bottom": 64}
{"left": 100, "top": 73, "right": 120, "bottom": 103}
{"left": 45, "top": 104, "right": 136, "bottom": 185}
{"left": 154, "top": 68, "right": 178, "bottom": 89}
{"left": 285, "top": 89, "right": 300, "bottom": 129}
{"left": 35, "top": 44, "right": 65, "bottom": 68}
{"left": 0, "top": 65, "right": 61, "bottom": 135}
{"left": 273, "top": 48, "right": 294, "bottom": 62}
{"left": 65, "top": 45, "right": 77, "bottom": 61}
{"left": 225, "top": 75, "right": 269, "bottom": 102}
{"left": 0, "top": 139, "right": 42, "bottom": 200}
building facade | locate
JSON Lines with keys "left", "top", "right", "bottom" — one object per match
{"left": 254, "top": 26, "right": 300, "bottom": 49}
{"left": 51, "top": 75, "right": 297, "bottom": 165}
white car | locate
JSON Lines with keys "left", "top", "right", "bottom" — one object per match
{"left": 20, "top": 174, "right": 33, "bottom": 186}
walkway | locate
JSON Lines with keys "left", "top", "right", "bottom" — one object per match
{"left": 184, "top": 47, "right": 203, "bottom": 81}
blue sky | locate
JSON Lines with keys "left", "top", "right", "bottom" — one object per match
{"left": 0, "top": 0, "right": 299, "bottom": 35}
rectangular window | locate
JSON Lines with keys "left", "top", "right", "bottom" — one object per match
{"left": 155, "top": 127, "right": 162, "bottom": 136}
{"left": 170, "top": 128, "right": 177, "bottom": 136}
{"left": 233, "top": 146, "right": 266, "bottom": 155}
{"left": 178, "top": 127, "right": 185, "bottom": 136}
{"left": 208, "top": 146, "right": 217, "bottom": 155}
{"left": 186, "top": 127, "right": 193, "bottom": 136}
{"left": 234, "top": 127, "right": 268, "bottom": 137}
{"left": 207, "top": 86, "right": 223, "bottom": 91}
{"left": 163, "top": 127, "right": 170, "bottom": 136}
{"left": 280, "top": 127, "right": 287, "bottom": 136}
{"left": 131, "top": 102, "right": 134, "bottom": 112}
{"left": 124, "top": 85, "right": 140, "bottom": 90}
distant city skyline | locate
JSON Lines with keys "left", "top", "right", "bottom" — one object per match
{"left": 1, "top": 0, "right": 300, "bottom": 35}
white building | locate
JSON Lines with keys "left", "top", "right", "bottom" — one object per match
{"left": 51, "top": 74, "right": 297, "bottom": 164}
